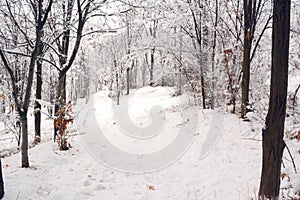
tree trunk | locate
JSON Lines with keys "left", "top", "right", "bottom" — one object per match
{"left": 241, "top": 38, "right": 251, "bottom": 118}
{"left": 34, "top": 101, "right": 41, "bottom": 140}
{"left": 20, "top": 112, "right": 29, "bottom": 168}
{"left": 211, "top": 0, "right": 218, "bottom": 109}
{"left": 150, "top": 48, "right": 155, "bottom": 86}
{"left": 259, "top": 0, "right": 291, "bottom": 198}
{"left": 241, "top": 0, "right": 253, "bottom": 118}
{"left": 55, "top": 72, "right": 67, "bottom": 113}
{"left": 116, "top": 72, "right": 120, "bottom": 105}
{"left": 0, "top": 158, "right": 4, "bottom": 199}
{"left": 200, "top": 70, "right": 206, "bottom": 109}
{"left": 143, "top": 53, "right": 147, "bottom": 87}
{"left": 54, "top": 72, "right": 66, "bottom": 143}
{"left": 34, "top": 57, "right": 42, "bottom": 140}
{"left": 126, "top": 67, "right": 130, "bottom": 95}
{"left": 177, "top": 26, "right": 183, "bottom": 95}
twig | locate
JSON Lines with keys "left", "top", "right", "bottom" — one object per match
{"left": 242, "top": 138, "right": 262, "bottom": 142}
{"left": 284, "top": 141, "right": 297, "bottom": 174}
{"left": 282, "top": 159, "right": 285, "bottom": 168}
{"left": 293, "top": 83, "right": 300, "bottom": 107}
{"left": 16, "top": 191, "right": 20, "bottom": 200}
{"left": 40, "top": 110, "right": 56, "bottom": 120}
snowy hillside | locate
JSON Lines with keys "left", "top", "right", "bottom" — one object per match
{"left": 0, "top": 86, "right": 290, "bottom": 200}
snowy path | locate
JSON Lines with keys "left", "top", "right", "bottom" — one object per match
{"left": 1, "top": 87, "right": 264, "bottom": 200}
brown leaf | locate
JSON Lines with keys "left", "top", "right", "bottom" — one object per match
{"left": 147, "top": 185, "right": 155, "bottom": 190}
{"left": 3, "top": 164, "right": 9, "bottom": 168}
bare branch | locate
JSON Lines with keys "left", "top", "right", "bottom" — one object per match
{"left": 0, "top": 48, "right": 61, "bottom": 72}
{"left": 250, "top": 15, "right": 272, "bottom": 62}
{"left": 0, "top": 49, "right": 21, "bottom": 113}
{"left": 82, "top": 29, "right": 117, "bottom": 37}
{"left": 4, "top": 0, "right": 33, "bottom": 48}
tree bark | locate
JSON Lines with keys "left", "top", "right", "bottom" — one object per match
{"left": 241, "top": 0, "right": 253, "bottom": 118}
{"left": 55, "top": 73, "right": 67, "bottom": 113}
{"left": 34, "top": 55, "right": 42, "bottom": 139}
{"left": 20, "top": 112, "right": 29, "bottom": 168}
{"left": 259, "top": 0, "right": 291, "bottom": 198}
{"left": 241, "top": 39, "right": 251, "bottom": 118}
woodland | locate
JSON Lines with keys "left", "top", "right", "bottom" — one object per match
{"left": 0, "top": 0, "right": 299, "bottom": 199}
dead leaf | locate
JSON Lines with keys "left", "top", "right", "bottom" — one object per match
{"left": 3, "top": 164, "right": 9, "bottom": 168}
{"left": 147, "top": 185, "right": 155, "bottom": 190}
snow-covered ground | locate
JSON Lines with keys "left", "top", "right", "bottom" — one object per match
{"left": 0, "top": 86, "right": 299, "bottom": 199}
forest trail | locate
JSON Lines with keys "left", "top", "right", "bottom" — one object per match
{"left": 1, "top": 87, "right": 298, "bottom": 199}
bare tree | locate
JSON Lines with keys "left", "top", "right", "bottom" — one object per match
{"left": 183, "top": 0, "right": 208, "bottom": 109}
{"left": 34, "top": 34, "right": 45, "bottom": 143}
{"left": 47, "top": 0, "right": 97, "bottom": 110}
{"left": 0, "top": 0, "right": 53, "bottom": 167}
{"left": 259, "top": 0, "right": 291, "bottom": 198}
{"left": 241, "top": 0, "right": 272, "bottom": 118}
{"left": 47, "top": 0, "right": 94, "bottom": 149}
{"left": 210, "top": 0, "right": 218, "bottom": 109}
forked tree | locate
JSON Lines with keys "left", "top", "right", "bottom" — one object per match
{"left": 241, "top": 0, "right": 272, "bottom": 118}
{"left": 47, "top": 0, "right": 96, "bottom": 150}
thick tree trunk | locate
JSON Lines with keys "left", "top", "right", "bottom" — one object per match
{"left": 259, "top": 0, "right": 290, "bottom": 198}
{"left": 55, "top": 73, "right": 67, "bottom": 113}
{"left": 34, "top": 58, "right": 42, "bottom": 139}
{"left": 54, "top": 72, "right": 66, "bottom": 143}
{"left": 241, "top": 0, "right": 253, "bottom": 118}
{"left": 62, "top": 75, "right": 67, "bottom": 106}
{"left": 0, "top": 158, "right": 4, "bottom": 199}
{"left": 241, "top": 40, "right": 251, "bottom": 118}
{"left": 20, "top": 112, "right": 29, "bottom": 168}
